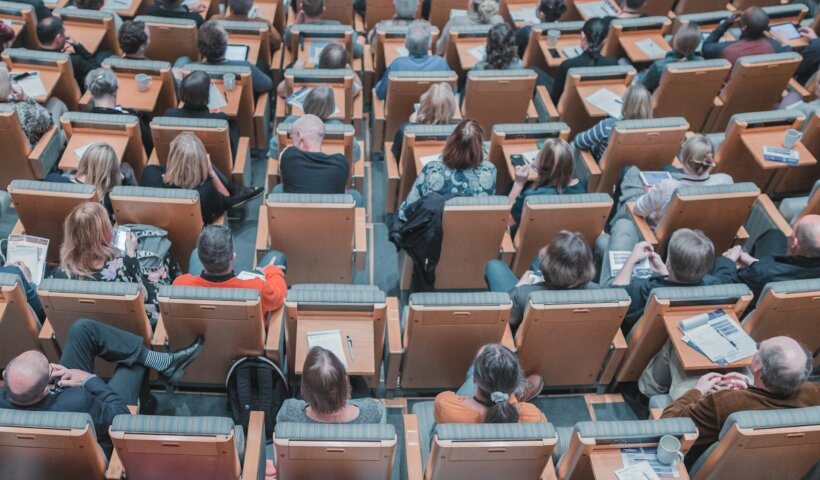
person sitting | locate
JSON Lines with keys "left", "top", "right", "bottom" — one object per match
{"left": 779, "top": 67, "right": 820, "bottom": 127}
{"left": 276, "top": 346, "right": 385, "bottom": 424}
{"left": 435, "top": 343, "right": 545, "bottom": 424}
{"left": 0, "top": 261, "right": 45, "bottom": 322}
{"left": 118, "top": 20, "right": 150, "bottom": 60}
{"left": 375, "top": 20, "right": 449, "bottom": 100}
{"left": 507, "top": 138, "right": 587, "bottom": 236}
{"left": 485, "top": 231, "right": 597, "bottom": 328}
{"left": 144, "top": 0, "right": 207, "bottom": 26}
{"left": 174, "top": 224, "right": 287, "bottom": 316}
{"left": 473, "top": 22, "right": 523, "bottom": 71}
{"left": 71, "top": 0, "right": 123, "bottom": 30}
{"left": 398, "top": 119, "right": 497, "bottom": 221}
{"left": 702, "top": 7, "right": 790, "bottom": 68}
{"left": 0, "top": 65, "right": 58, "bottom": 146}
{"left": 49, "top": 202, "right": 164, "bottom": 325}
{"left": 436, "top": 0, "right": 504, "bottom": 55}
{"left": 550, "top": 17, "right": 617, "bottom": 103}
{"left": 514, "top": 0, "right": 566, "bottom": 59}
{"left": 164, "top": 70, "right": 239, "bottom": 156}
{"left": 617, "top": 0, "right": 646, "bottom": 18}
{"left": 276, "top": 42, "right": 363, "bottom": 98}
{"left": 212, "top": 0, "right": 283, "bottom": 54}
{"left": 391, "top": 82, "right": 456, "bottom": 162}
{"left": 639, "top": 22, "right": 702, "bottom": 92}
{"left": 722, "top": 214, "right": 820, "bottom": 307}
{"left": 608, "top": 228, "right": 736, "bottom": 333}
{"left": 368, "top": 0, "right": 426, "bottom": 48}
{"left": 283, "top": 0, "right": 363, "bottom": 58}
{"left": 37, "top": 17, "right": 103, "bottom": 92}
{"left": 85, "top": 67, "right": 153, "bottom": 156}
{"left": 0, "top": 319, "right": 204, "bottom": 456}
{"left": 573, "top": 82, "right": 652, "bottom": 162}
{"left": 792, "top": 28, "right": 820, "bottom": 85}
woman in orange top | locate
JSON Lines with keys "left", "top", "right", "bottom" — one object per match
{"left": 434, "top": 344, "right": 546, "bottom": 424}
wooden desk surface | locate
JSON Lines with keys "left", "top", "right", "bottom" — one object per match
{"left": 740, "top": 130, "right": 818, "bottom": 170}
{"left": 11, "top": 68, "right": 60, "bottom": 104}
{"left": 412, "top": 144, "right": 445, "bottom": 173}
{"left": 455, "top": 38, "right": 486, "bottom": 71}
{"left": 578, "top": 83, "right": 628, "bottom": 118}
{"left": 506, "top": 2, "right": 539, "bottom": 28}
{"left": 663, "top": 310, "right": 754, "bottom": 372}
{"left": 80, "top": 74, "right": 162, "bottom": 113}
{"left": 502, "top": 142, "right": 540, "bottom": 181}
{"left": 102, "top": 0, "right": 141, "bottom": 19}
{"left": 294, "top": 317, "right": 376, "bottom": 376}
{"left": 539, "top": 37, "right": 583, "bottom": 69}
{"left": 575, "top": 0, "right": 621, "bottom": 20}
{"left": 590, "top": 450, "right": 688, "bottom": 480}
{"left": 620, "top": 33, "right": 671, "bottom": 64}
{"left": 63, "top": 23, "right": 106, "bottom": 54}
{"left": 60, "top": 132, "right": 129, "bottom": 170}
{"left": 210, "top": 80, "right": 242, "bottom": 117}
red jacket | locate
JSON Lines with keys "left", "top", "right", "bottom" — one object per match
{"left": 173, "top": 265, "right": 287, "bottom": 314}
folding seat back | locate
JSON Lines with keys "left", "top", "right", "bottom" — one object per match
{"left": 2, "top": 48, "right": 80, "bottom": 110}
{"left": 557, "top": 418, "right": 698, "bottom": 480}
{"left": 614, "top": 284, "right": 752, "bottom": 383}
{"left": 374, "top": 24, "right": 439, "bottom": 80}
{"left": 523, "top": 21, "right": 584, "bottom": 73}
{"left": 444, "top": 24, "right": 492, "bottom": 74}
{"left": 733, "top": 0, "right": 783, "bottom": 11}
{"left": 671, "top": 10, "right": 731, "bottom": 34}
{"left": 558, "top": 65, "right": 636, "bottom": 139}
{"left": 0, "top": 273, "right": 43, "bottom": 368}
{"left": 135, "top": 16, "right": 199, "bottom": 63}
{"left": 102, "top": 57, "right": 178, "bottom": 117}
{"left": 283, "top": 68, "right": 354, "bottom": 122}
{"left": 60, "top": 111, "right": 148, "bottom": 179}
{"left": 55, "top": 8, "right": 121, "bottom": 55}
{"left": 741, "top": 279, "right": 820, "bottom": 357}
{"left": 516, "top": 289, "right": 630, "bottom": 388}
{"left": 254, "top": 0, "right": 284, "bottom": 33}
{"left": 690, "top": 407, "right": 820, "bottom": 480}
{"left": 0, "top": 409, "right": 107, "bottom": 480}
{"left": 283, "top": 285, "right": 387, "bottom": 387}
{"left": 0, "top": 2, "right": 39, "bottom": 49}
{"left": 705, "top": 52, "right": 801, "bottom": 133}
{"left": 637, "top": 0, "right": 675, "bottom": 17}
{"left": 488, "top": 122, "right": 571, "bottom": 190}
{"left": 653, "top": 59, "right": 731, "bottom": 131}
{"left": 391, "top": 124, "right": 456, "bottom": 214}
{"left": 8, "top": 180, "right": 97, "bottom": 262}
{"left": 674, "top": 0, "right": 730, "bottom": 15}
{"left": 462, "top": 69, "right": 537, "bottom": 134}
{"left": 288, "top": 24, "right": 354, "bottom": 66}
{"left": 382, "top": 70, "right": 458, "bottom": 150}
{"left": 110, "top": 186, "right": 203, "bottom": 272}
{"left": 320, "top": 0, "right": 353, "bottom": 25}
{"left": 0, "top": 104, "right": 61, "bottom": 189}
{"left": 184, "top": 63, "right": 256, "bottom": 144}
{"left": 157, "top": 286, "right": 264, "bottom": 385}
{"left": 762, "top": 4, "right": 808, "bottom": 27}
{"left": 428, "top": 0, "right": 467, "bottom": 31}
{"left": 392, "top": 292, "right": 511, "bottom": 390}
{"left": 587, "top": 117, "right": 689, "bottom": 195}
{"left": 110, "top": 414, "right": 251, "bottom": 480}
{"left": 714, "top": 110, "right": 805, "bottom": 192}
{"left": 769, "top": 110, "right": 820, "bottom": 195}
{"left": 602, "top": 16, "right": 672, "bottom": 60}
{"left": 215, "top": 20, "right": 271, "bottom": 68}
{"left": 274, "top": 422, "right": 397, "bottom": 480}
{"left": 511, "top": 193, "right": 611, "bottom": 276}
{"left": 410, "top": 401, "right": 557, "bottom": 480}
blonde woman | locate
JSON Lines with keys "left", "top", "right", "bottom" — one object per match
{"left": 50, "top": 202, "right": 159, "bottom": 324}
{"left": 573, "top": 83, "right": 653, "bottom": 162}
{"left": 391, "top": 82, "right": 457, "bottom": 161}
{"left": 436, "top": 0, "right": 504, "bottom": 55}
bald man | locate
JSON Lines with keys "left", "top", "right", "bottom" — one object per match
{"left": 661, "top": 336, "right": 818, "bottom": 448}
{"left": 278, "top": 114, "right": 350, "bottom": 196}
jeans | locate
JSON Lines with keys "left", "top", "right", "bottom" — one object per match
{"left": 484, "top": 260, "right": 518, "bottom": 293}
{"left": 188, "top": 249, "right": 287, "bottom": 276}
{"left": 597, "top": 218, "right": 641, "bottom": 284}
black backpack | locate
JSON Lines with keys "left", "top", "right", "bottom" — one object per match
{"left": 226, "top": 356, "right": 289, "bottom": 437}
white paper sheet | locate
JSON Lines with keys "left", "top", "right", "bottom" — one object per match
{"left": 208, "top": 83, "right": 228, "bottom": 111}
{"left": 6, "top": 234, "right": 49, "bottom": 285}
{"left": 620, "top": 448, "right": 677, "bottom": 478}
{"left": 449, "top": 8, "right": 467, "bottom": 20}
{"left": 562, "top": 45, "right": 584, "bottom": 58}
{"left": 615, "top": 461, "right": 661, "bottom": 480}
{"left": 306, "top": 329, "right": 348, "bottom": 368}
{"left": 468, "top": 44, "right": 486, "bottom": 60}
{"left": 395, "top": 46, "right": 409, "bottom": 56}
{"left": 609, "top": 250, "right": 651, "bottom": 278}
{"left": 578, "top": 1, "right": 617, "bottom": 18}
{"left": 103, "top": 0, "right": 132, "bottom": 10}
{"left": 511, "top": 7, "right": 538, "bottom": 23}
{"left": 419, "top": 154, "right": 440, "bottom": 166}
{"left": 679, "top": 309, "right": 758, "bottom": 365}
{"left": 521, "top": 149, "right": 540, "bottom": 164}
{"left": 584, "top": 87, "right": 623, "bottom": 119}
{"left": 74, "top": 142, "right": 94, "bottom": 161}
{"left": 634, "top": 38, "right": 667, "bottom": 59}
{"left": 16, "top": 72, "right": 47, "bottom": 98}
{"left": 237, "top": 271, "right": 265, "bottom": 281}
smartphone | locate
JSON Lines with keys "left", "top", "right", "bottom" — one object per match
{"left": 114, "top": 226, "right": 130, "bottom": 251}
{"left": 511, "top": 154, "right": 526, "bottom": 167}
{"left": 548, "top": 48, "right": 560, "bottom": 59}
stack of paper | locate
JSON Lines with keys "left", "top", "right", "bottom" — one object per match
{"left": 16, "top": 72, "right": 47, "bottom": 98}
{"left": 634, "top": 38, "right": 667, "bottom": 59}
{"left": 468, "top": 45, "right": 486, "bottom": 60}
{"left": 521, "top": 149, "right": 540, "bottom": 165}
{"left": 763, "top": 146, "right": 800, "bottom": 165}
{"left": 615, "top": 462, "right": 660, "bottom": 480}
{"left": 74, "top": 143, "right": 95, "bottom": 161}
{"left": 6, "top": 234, "right": 49, "bottom": 285}
{"left": 679, "top": 309, "right": 758, "bottom": 365}
{"left": 621, "top": 448, "right": 676, "bottom": 478}
{"left": 584, "top": 87, "right": 623, "bottom": 119}
{"left": 307, "top": 330, "right": 348, "bottom": 367}
{"left": 562, "top": 46, "right": 584, "bottom": 58}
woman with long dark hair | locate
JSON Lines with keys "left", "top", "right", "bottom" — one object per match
{"left": 475, "top": 23, "right": 523, "bottom": 71}
{"left": 550, "top": 17, "right": 617, "bottom": 103}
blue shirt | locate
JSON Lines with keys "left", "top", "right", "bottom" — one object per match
{"left": 375, "top": 54, "right": 450, "bottom": 100}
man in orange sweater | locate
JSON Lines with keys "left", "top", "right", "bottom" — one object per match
{"left": 174, "top": 224, "right": 287, "bottom": 314}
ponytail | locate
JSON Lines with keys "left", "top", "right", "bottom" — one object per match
{"left": 484, "top": 391, "right": 520, "bottom": 423}
{"left": 582, "top": 17, "right": 609, "bottom": 59}
{"left": 471, "top": 344, "right": 524, "bottom": 424}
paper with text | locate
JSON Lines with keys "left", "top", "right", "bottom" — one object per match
{"left": 7, "top": 234, "right": 49, "bottom": 285}
{"left": 584, "top": 87, "right": 623, "bottom": 119}
{"left": 306, "top": 330, "right": 348, "bottom": 368}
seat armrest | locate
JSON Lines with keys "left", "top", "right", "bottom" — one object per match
{"left": 385, "top": 297, "right": 403, "bottom": 391}
{"left": 755, "top": 194, "right": 793, "bottom": 237}
{"left": 353, "top": 153, "right": 365, "bottom": 193}
{"left": 373, "top": 88, "right": 385, "bottom": 151}
{"left": 361, "top": 44, "right": 374, "bottom": 105}
{"left": 599, "top": 328, "right": 627, "bottom": 385}
{"left": 254, "top": 92, "right": 271, "bottom": 150}
{"left": 232, "top": 136, "right": 251, "bottom": 186}
{"left": 500, "top": 230, "right": 515, "bottom": 266}
{"left": 373, "top": 88, "right": 385, "bottom": 121}
{"left": 265, "top": 307, "right": 284, "bottom": 366}
{"left": 788, "top": 78, "right": 811, "bottom": 102}
{"left": 151, "top": 315, "right": 169, "bottom": 350}
{"left": 241, "top": 411, "right": 266, "bottom": 480}
{"left": 38, "top": 319, "right": 60, "bottom": 363}
{"left": 574, "top": 147, "right": 601, "bottom": 192}
{"left": 404, "top": 414, "right": 424, "bottom": 480}
{"left": 255, "top": 204, "right": 270, "bottom": 264}
{"left": 541, "top": 458, "right": 558, "bottom": 480}
{"left": 534, "top": 85, "right": 559, "bottom": 122}
{"left": 28, "top": 126, "right": 61, "bottom": 179}
{"left": 649, "top": 408, "right": 664, "bottom": 420}
{"left": 354, "top": 207, "right": 368, "bottom": 270}
{"left": 105, "top": 450, "right": 125, "bottom": 479}
{"left": 626, "top": 202, "right": 658, "bottom": 246}
{"left": 266, "top": 157, "right": 280, "bottom": 192}
{"left": 385, "top": 141, "right": 399, "bottom": 214}
{"left": 501, "top": 324, "right": 516, "bottom": 353}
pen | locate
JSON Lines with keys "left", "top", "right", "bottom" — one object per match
{"left": 346, "top": 335, "right": 354, "bottom": 360}
{"left": 12, "top": 72, "right": 33, "bottom": 81}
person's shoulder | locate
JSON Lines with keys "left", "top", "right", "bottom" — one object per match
{"left": 277, "top": 398, "right": 309, "bottom": 422}
{"left": 517, "top": 401, "right": 547, "bottom": 423}
{"left": 172, "top": 273, "right": 197, "bottom": 286}
{"left": 434, "top": 390, "right": 462, "bottom": 407}
{"left": 710, "top": 173, "right": 733, "bottom": 185}
{"left": 479, "top": 160, "right": 497, "bottom": 172}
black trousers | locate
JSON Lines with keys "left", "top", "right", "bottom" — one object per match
{"left": 60, "top": 319, "right": 146, "bottom": 405}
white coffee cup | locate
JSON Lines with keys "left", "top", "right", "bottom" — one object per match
{"left": 223, "top": 72, "right": 237, "bottom": 92}
{"left": 784, "top": 128, "right": 803, "bottom": 149}
{"left": 135, "top": 73, "right": 151, "bottom": 92}
{"left": 656, "top": 435, "right": 685, "bottom": 466}
{"left": 547, "top": 29, "right": 561, "bottom": 46}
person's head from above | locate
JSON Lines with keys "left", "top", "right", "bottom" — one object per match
{"left": 3, "top": 351, "right": 50, "bottom": 406}
{"left": 405, "top": 20, "right": 432, "bottom": 56}
{"left": 788, "top": 214, "right": 820, "bottom": 257}
{"left": 621, "top": 0, "right": 646, "bottom": 14}
{"left": 85, "top": 67, "right": 118, "bottom": 104}
{"left": 415, "top": 82, "right": 456, "bottom": 125}
{"left": 484, "top": 22, "right": 516, "bottom": 69}
{"left": 302, "top": 86, "right": 336, "bottom": 121}
{"left": 196, "top": 224, "right": 235, "bottom": 275}
{"left": 300, "top": 0, "right": 325, "bottom": 19}
{"left": 0, "top": 21, "right": 14, "bottom": 53}
{"left": 581, "top": 17, "right": 608, "bottom": 56}
{"left": 538, "top": 231, "right": 596, "bottom": 289}
{"left": 77, "top": 143, "right": 121, "bottom": 198}
{"left": 671, "top": 22, "right": 700, "bottom": 57}
{"left": 37, "top": 17, "right": 67, "bottom": 50}
{"left": 164, "top": 132, "right": 210, "bottom": 189}
{"left": 537, "top": 0, "right": 566, "bottom": 23}
{"left": 179, "top": 70, "right": 212, "bottom": 110}
{"left": 229, "top": 0, "right": 254, "bottom": 16}
{"left": 119, "top": 20, "right": 150, "bottom": 58}
{"left": 301, "top": 346, "right": 351, "bottom": 416}
{"left": 291, "top": 114, "right": 326, "bottom": 152}
{"left": 470, "top": 0, "right": 499, "bottom": 24}
{"left": 532, "top": 138, "right": 574, "bottom": 191}
{"left": 739, "top": 6, "right": 769, "bottom": 37}
{"left": 665, "top": 228, "right": 714, "bottom": 283}
{"left": 318, "top": 43, "right": 349, "bottom": 69}
{"left": 75, "top": 0, "right": 104, "bottom": 10}
{"left": 750, "top": 336, "right": 811, "bottom": 396}
{"left": 471, "top": 343, "right": 525, "bottom": 423}
{"left": 621, "top": 82, "right": 652, "bottom": 120}
{"left": 394, "top": 0, "right": 418, "bottom": 19}
{"left": 198, "top": 21, "right": 228, "bottom": 62}
{"left": 442, "top": 119, "right": 485, "bottom": 170}
{"left": 60, "top": 201, "right": 116, "bottom": 278}
{"left": 679, "top": 134, "right": 715, "bottom": 177}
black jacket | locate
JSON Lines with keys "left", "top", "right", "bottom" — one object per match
{"left": 11, "top": 0, "right": 52, "bottom": 20}
{"left": 736, "top": 255, "right": 820, "bottom": 308}
{"left": 40, "top": 43, "right": 99, "bottom": 93}
{"left": 140, "top": 164, "right": 231, "bottom": 224}
{"left": 550, "top": 50, "right": 618, "bottom": 104}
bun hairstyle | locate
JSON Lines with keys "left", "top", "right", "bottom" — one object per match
{"left": 680, "top": 134, "right": 715, "bottom": 176}
{"left": 473, "top": 0, "right": 499, "bottom": 23}
{"left": 85, "top": 67, "right": 118, "bottom": 99}
{"left": 538, "top": 0, "right": 566, "bottom": 22}
{"left": 472, "top": 344, "right": 525, "bottom": 424}
{"left": 582, "top": 17, "right": 609, "bottom": 59}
